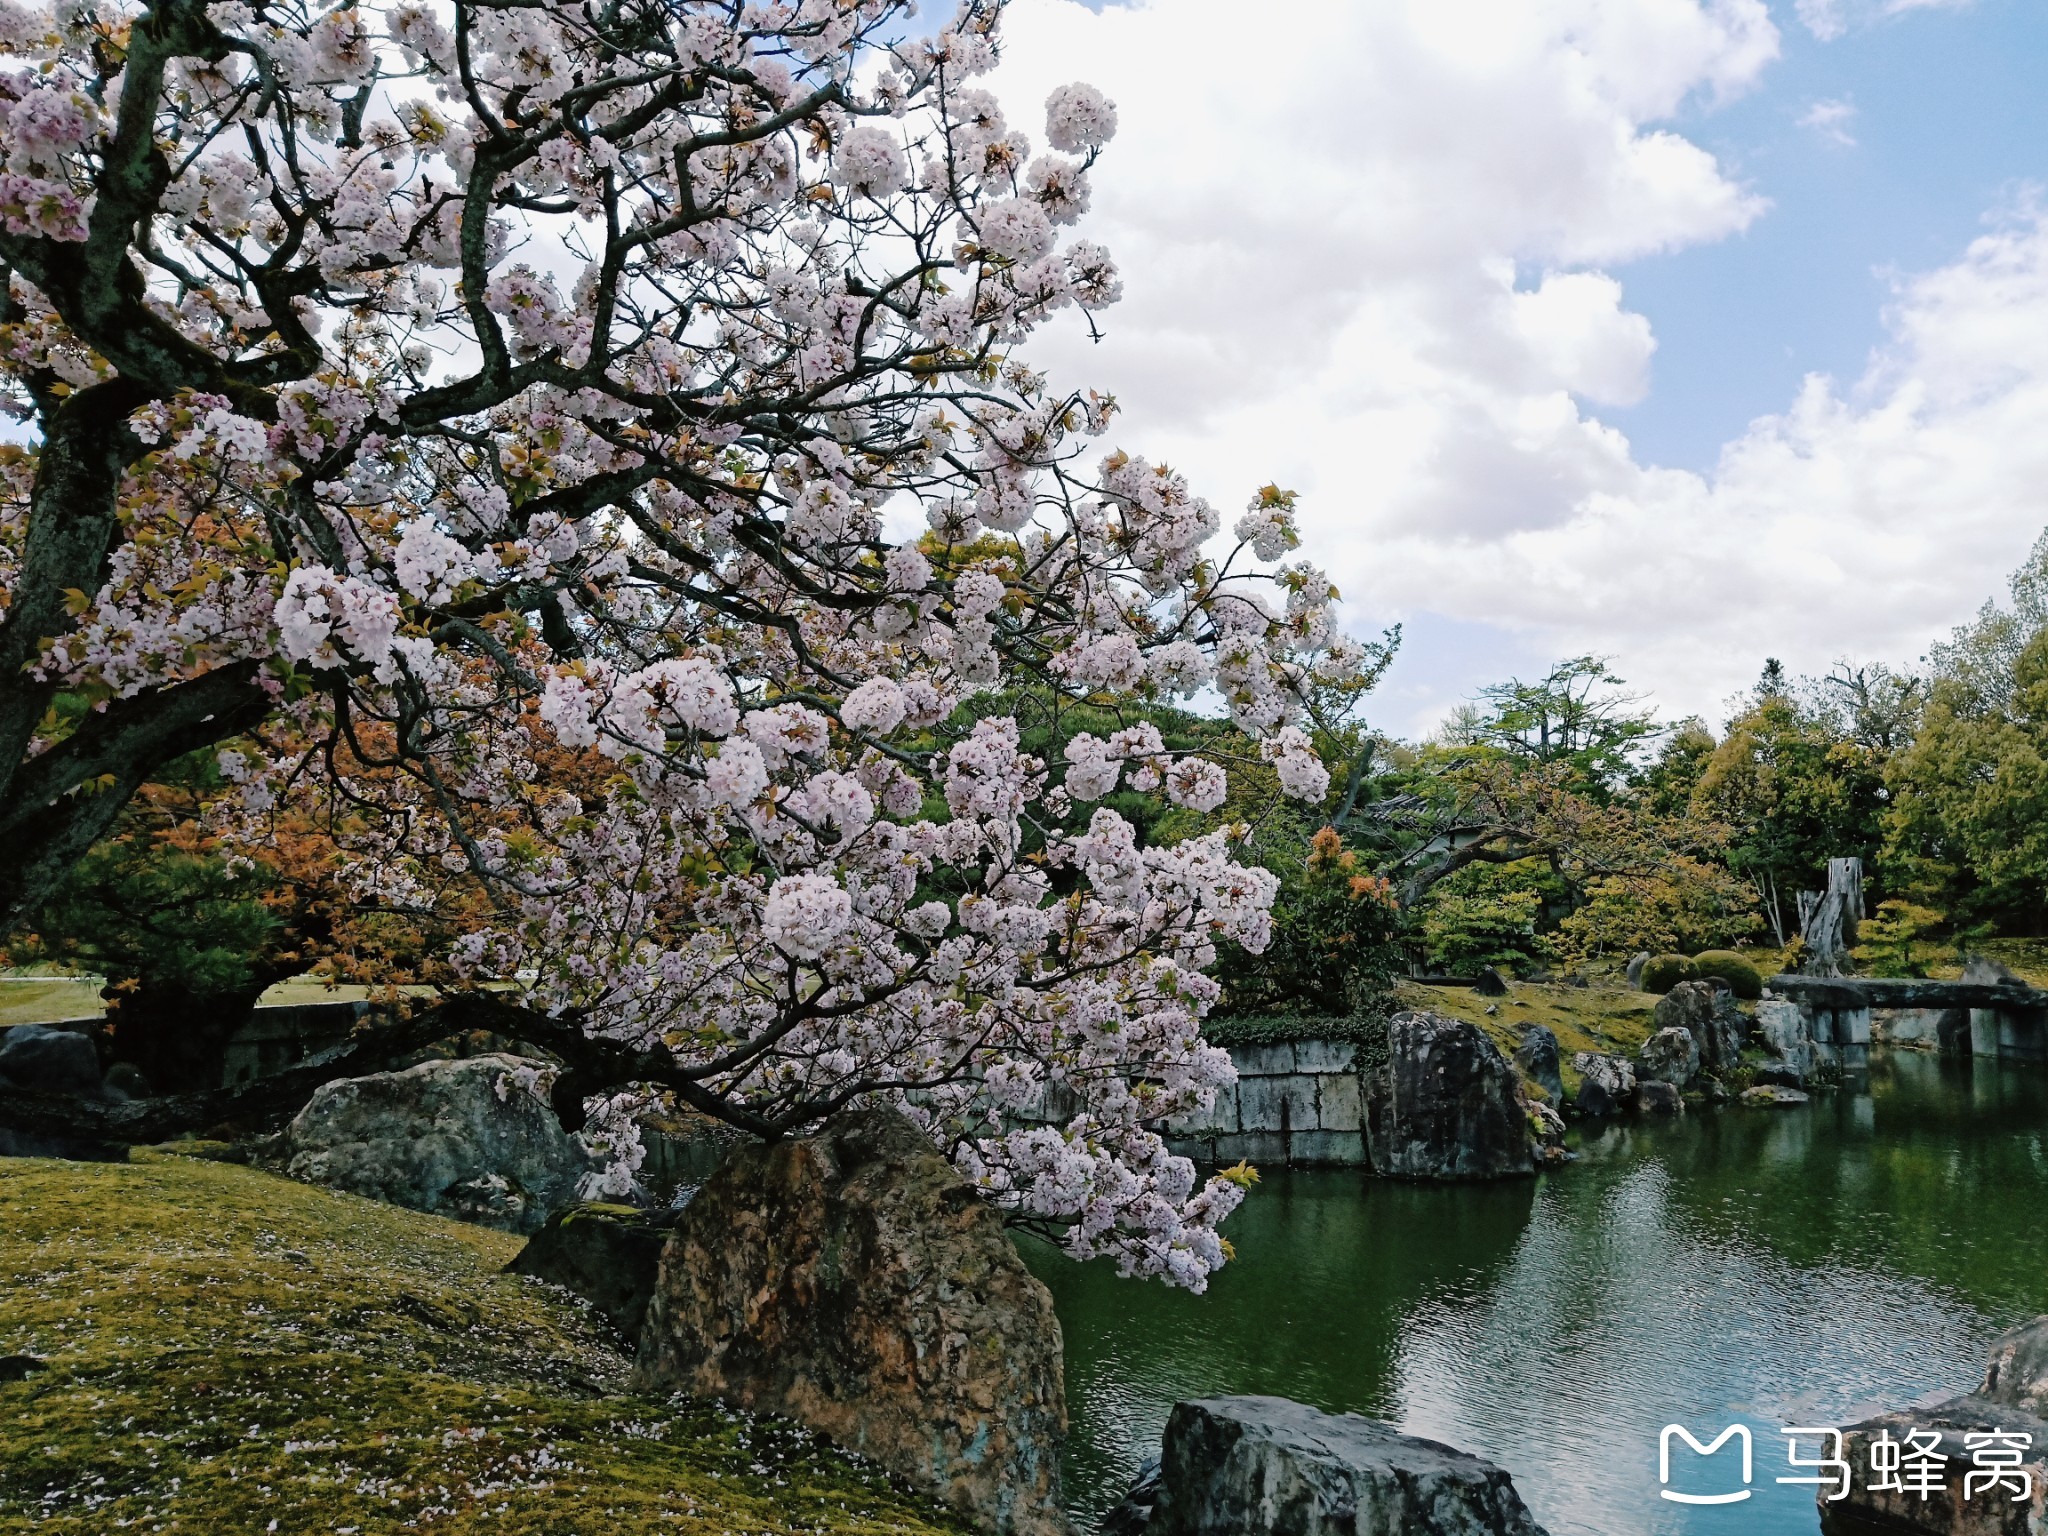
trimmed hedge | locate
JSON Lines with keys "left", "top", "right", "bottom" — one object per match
{"left": 1202, "top": 1011, "right": 1386, "bottom": 1049}
{"left": 1692, "top": 949, "right": 1764, "bottom": 1000}
{"left": 1639, "top": 953, "right": 1699, "bottom": 993}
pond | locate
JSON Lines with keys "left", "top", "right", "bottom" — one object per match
{"left": 1028, "top": 1049, "right": 2048, "bottom": 1536}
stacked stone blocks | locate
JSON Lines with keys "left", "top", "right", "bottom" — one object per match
{"left": 1166, "top": 1039, "right": 1368, "bottom": 1168}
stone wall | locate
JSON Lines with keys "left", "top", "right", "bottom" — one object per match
{"left": 1164, "top": 1040, "right": 1368, "bottom": 1168}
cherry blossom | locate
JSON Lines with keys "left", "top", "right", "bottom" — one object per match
{"left": 0, "top": 0, "right": 1381, "bottom": 1287}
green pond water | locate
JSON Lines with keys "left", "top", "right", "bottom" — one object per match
{"left": 1027, "top": 1049, "right": 2048, "bottom": 1536}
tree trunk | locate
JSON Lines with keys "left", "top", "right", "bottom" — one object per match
{"left": 1797, "top": 857, "right": 1864, "bottom": 978}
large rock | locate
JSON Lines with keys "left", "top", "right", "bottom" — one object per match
{"left": 1707, "top": 986, "right": 1750, "bottom": 1070}
{"left": 1962, "top": 952, "right": 2026, "bottom": 987}
{"left": 508, "top": 1202, "right": 681, "bottom": 1338}
{"left": 1512, "top": 1025, "right": 1565, "bottom": 1107}
{"left": 1144, "top": 1396, "right": 1551, "bottom": 1536}
{"left": 1740, "top": 1084, "right": 1809, "bottom": 1107}
{"left": 1653, "top": 981, "right": 1745, "bottom": 1075}
{"left": 1754, "top": 1059, "right": 1806, "bottom": 1090}
{"left": 1626, "top": 952, "right": 1652, "bottom": 990}
{"left": 1637, "top": 1025, "right": 1700, "bottom": 1089}
{"left": 633, "top": 1108, "right": 1069, "bottom": 1536}
{"left": 286, "top": 1054, "right": 592, "bottom": 1234}
{"left": 1571, "top": 1052, "right": 1635, "bottom": 1117}
{"left": 1634, "top": 1080, "right": 1683, "bottom": 1115}
{"left": 1363, "top": 1012, "right": 1535, "bottom": 1179}
{"left": 1982, "top": 1316, "right": 2048, "bottom": 1417}
{"left": 1756, "top": 998, "right": 1812, "bottom": 1081}
{"left": 1823, "top": 1396, "right": 2048, "bottom": 1535}
{"left": 0, "top": 1024, "right": 102, "bottom": 1097}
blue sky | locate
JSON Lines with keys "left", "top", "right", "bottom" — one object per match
{"left": 1615, "top": 0, "right": 2048, "bottom": 472}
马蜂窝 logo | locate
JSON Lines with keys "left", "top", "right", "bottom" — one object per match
{"left": 1659, "top": 1423, "right": 1752, "bottom": 1505}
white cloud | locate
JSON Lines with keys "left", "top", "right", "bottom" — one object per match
{"left": 1798, "top": 97, "right": 1858, "bottom": 146}
{"left": 1797, "top": 0, "right": 1974, "bottom": 43}
{"left": 991, "top": 0, "right": 2048, "bottom": 729}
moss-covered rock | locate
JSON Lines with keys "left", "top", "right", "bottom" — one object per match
{"left": 1638, "top": 954, "right": 1699, "bottom": 994}
{"left": 0, "top": 1156, "right": 969, "bottom": 1535}
{"left": 1691, "top": 950, "right": 1763, "bottom": 1000}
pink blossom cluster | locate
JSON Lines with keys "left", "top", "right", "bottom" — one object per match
{"left": 0, "top": 0, "right": 1384, "bottom": 1287}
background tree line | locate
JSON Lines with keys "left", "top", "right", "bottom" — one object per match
{"left": 17, "top": 531, "right": 2048, "bottom": 1077}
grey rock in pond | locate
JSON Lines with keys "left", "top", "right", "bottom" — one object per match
{"left": 1740, "top": 1084, "right": 1809, "bottom": 1107}
{"left": 1653, "top": 981, "right": 1745, "bottom": 1075}
{"left": 1822, "top": 1396, "right": 2048, "bottom": 1535}
{"left": 1363, "top": 1012, "right": 1535, "bottom": 1180}
{"left": 286, "top": 1054, "right": 593, "bottom": 1234}
{"left": 1637, "top": 1026, "right": 1700, "bottom": 1089}
{"left": 1626, "top": 952, "right": 1652, "bottom": 990}
{"left": 1754, "top": 1060, "right": 1806, "bottom": 1090}
{"left": 1981, "top": 1315, "right": 2048, "bottom": 1417}
{"left": 508, "top": 1201, "right": 681, "bottom": 1340}
{"left": 0, "top": 1024, "right": 102, "bottom": 1097}
{"left": 1098, "top": 1456, "right": 1163, "bottom": 1535}
{"left": 1755, "top": 998, "right": 1812, "bottom": 1079}
{"left": 1571, "top": 1052, "right": 1635, "bottom": 1118}
{"left": 1512, "top": 1025, "right": 1565, "bottom": 1107}
{"left": 1147, "top": 1396, "right": 1550, "bottom": 1536}
{"left": 1707, "top": 989, "right": 1750, "bottom": 1072}
{"left": 1635, "top": 1080, "right": 1683, "bottom": 1115}
{"left": 1474, "top": 966, "right": 1510, "bottom": 998}
{"left": 634, "top": 1108, "right": 1071, "bottom": 1536}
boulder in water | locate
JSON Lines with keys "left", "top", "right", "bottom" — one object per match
{"left": 1740, "top": 1084, "right": 1809, "bottom": 1107}
{"left": 1754, "top": 1060, "right": 1806, "bottom": 1090}
{"left": 1363, "top": 1012, "right": 1535, "bottom": 1179}
{"left": 1756, "top": 998, "right": 1812, "bottom": 1080}
{"left": 1823, "top": 1396, "right": 2048, "bottom": 1536}
{"left": 1635, "top": 1079, "right": 1683, "bottom": 1115}
{"left": 1144, "top": 1395, "right": 1551, "bottom": 1536}
{"left": 1982, "top": 1315, "right": 2048, "bottom": 1418}
{"left": 1654, "top": 981, "right": 1746, "bottom": 1075}
{"left": 1571, "top": 1052, "right": 1635, "bottom": 1117}
{"left": 1637, "top": 1025, "right": 1700, "bottom": 1089}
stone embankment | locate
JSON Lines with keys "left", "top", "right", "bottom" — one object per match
{"left": 1166, "top": 1012, "right": 1540, "bottom": 1179}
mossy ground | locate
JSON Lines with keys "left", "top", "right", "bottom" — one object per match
{"left": 0, "top": 1156, "right": 969, "bottom": 1536}
{"left": 1391, "top": 978, "right": 1662, "bottom": 1098}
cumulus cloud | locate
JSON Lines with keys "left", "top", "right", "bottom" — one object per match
{"left": 993, "top": 0, "right": 2048, "bottom": 728}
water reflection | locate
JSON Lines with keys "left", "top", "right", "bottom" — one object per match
{"left": 1028, "top": 1051, "right": 2048, "bottom": 1536}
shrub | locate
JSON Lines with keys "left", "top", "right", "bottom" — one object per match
{"left": 1639, "top": 953, "right": 1699, "bottom": 993}
{"left": 1691, "top": 950, "right": 1763, "bottom": 999}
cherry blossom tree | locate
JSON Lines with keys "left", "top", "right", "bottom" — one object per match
{"left": 0, "top": 0, "right": 1373, "bottom": 1287}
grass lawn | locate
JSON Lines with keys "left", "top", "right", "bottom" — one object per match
{"left": 0, "top": 1155, "right": 967, "bottom": 1536}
